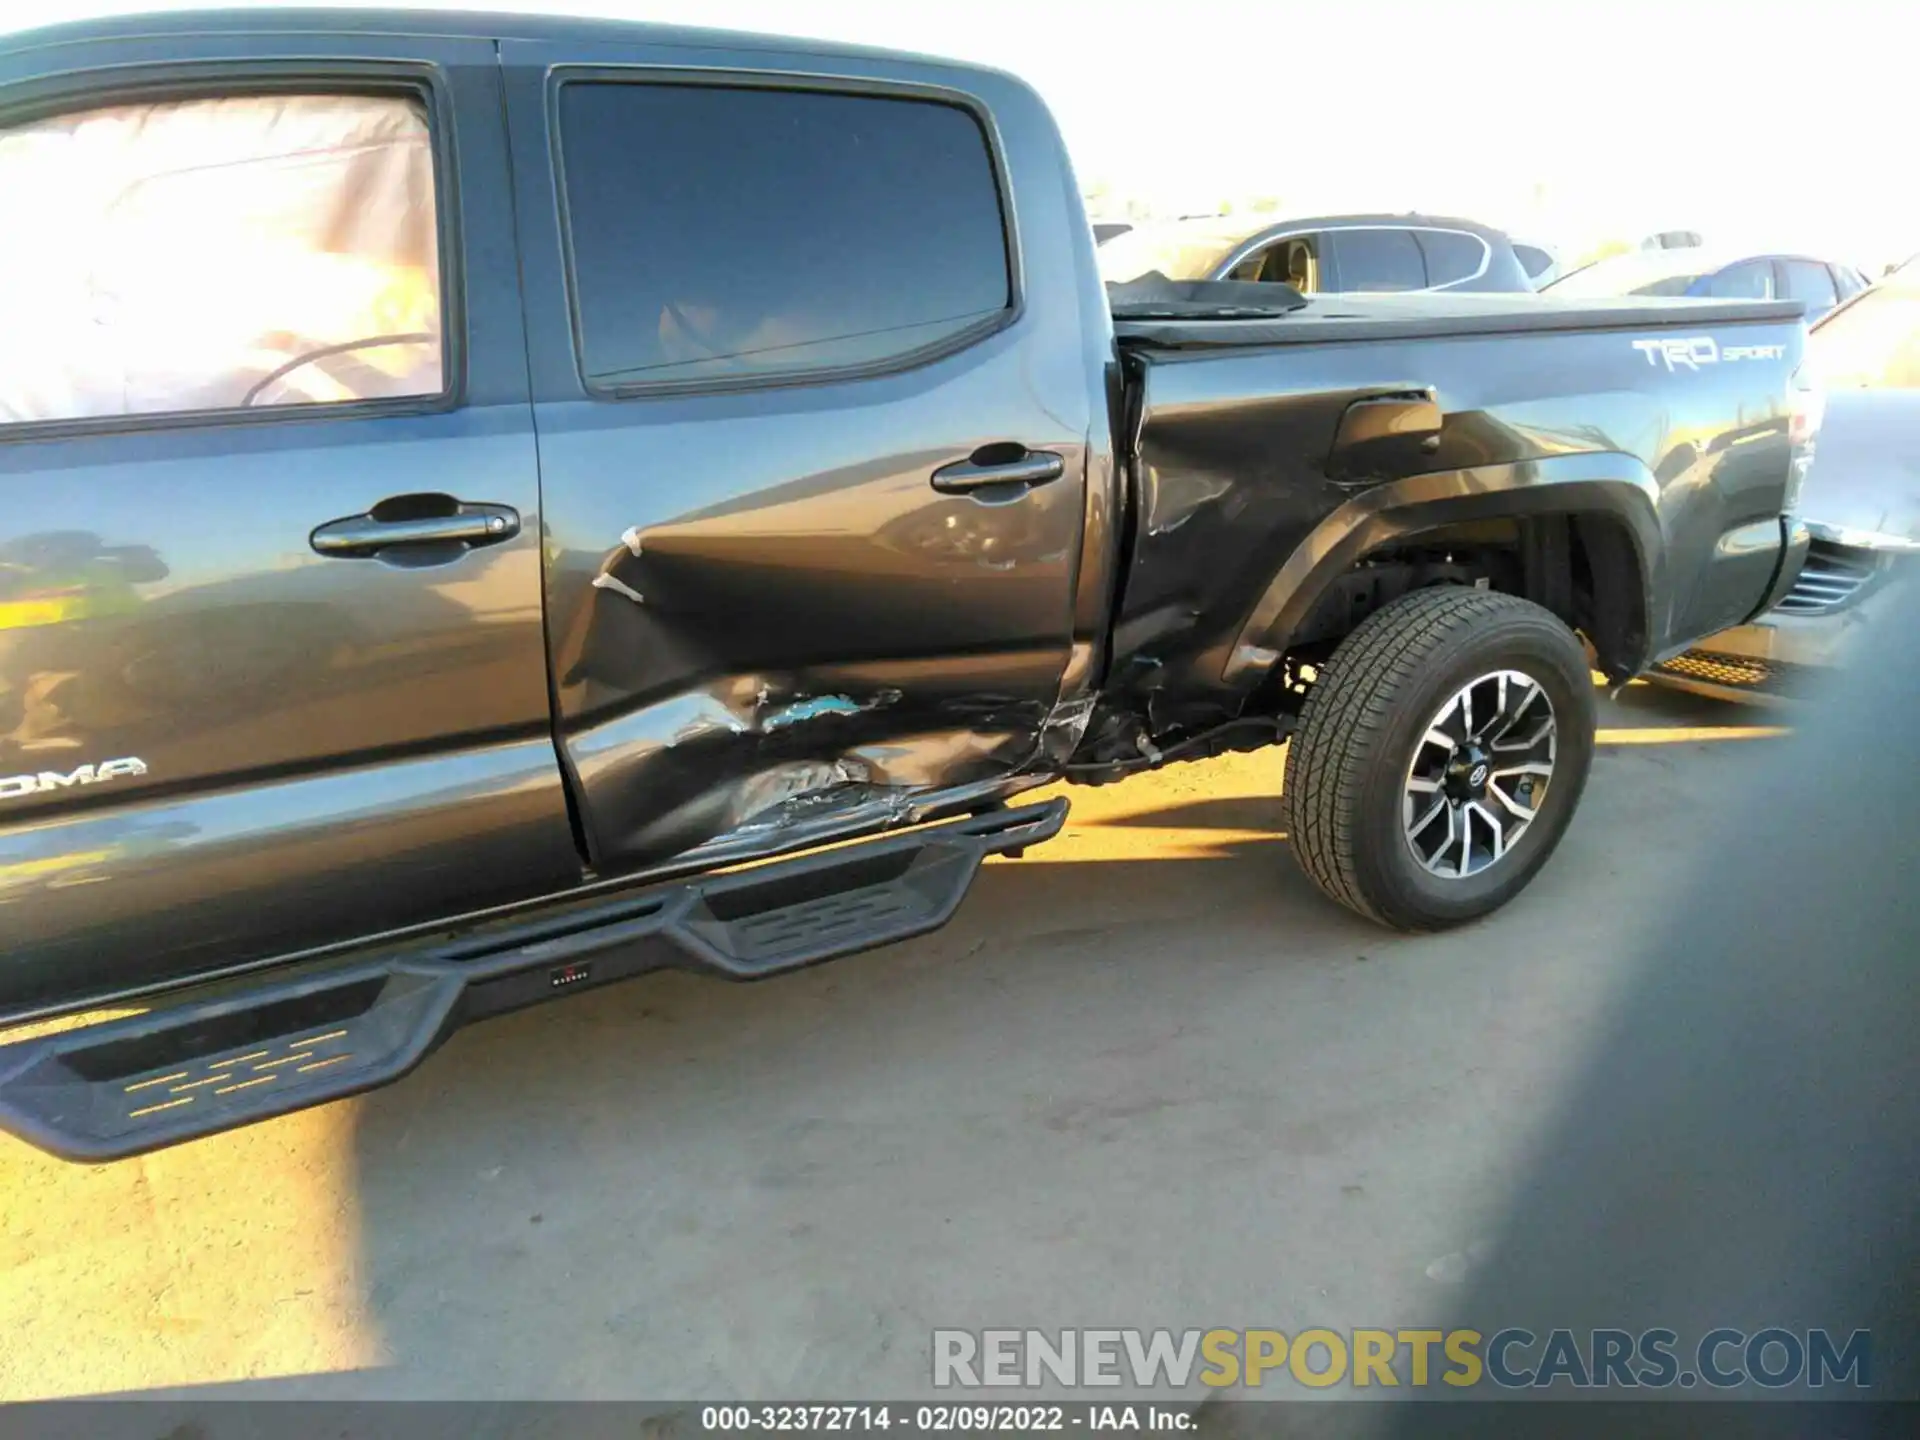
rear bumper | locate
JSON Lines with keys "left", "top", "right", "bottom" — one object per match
{"left": 1752, "top": 516, "right": 1813, "bottom": 618}
{"left": 0, "top": 798, "right": 1067, "bottom": 1162}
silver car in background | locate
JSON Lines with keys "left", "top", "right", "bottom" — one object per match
{"left": 1649, "top": 258, "right": 1920, "bottom": 703}
{"left": 1094, "top": 212, "right": 1537, "bottom": 294}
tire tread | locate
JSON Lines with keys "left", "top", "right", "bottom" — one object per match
{"left": 1283, "top": 586, "right": 1572, "bottom": 927}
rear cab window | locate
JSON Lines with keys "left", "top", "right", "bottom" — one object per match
{"left": 0, "top": 92, "right": 446, "bottom": 426}
{"left": 555, "top": 81, "right": 1012, "bottom": 391}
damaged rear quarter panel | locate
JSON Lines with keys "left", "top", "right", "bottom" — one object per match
{"left": 1109, "top": 315, "right": 1803, "bottom": 716}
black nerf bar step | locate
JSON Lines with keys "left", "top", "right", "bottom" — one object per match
{"left": 0, "top": 797, "right": 1066, "bottom": 1162}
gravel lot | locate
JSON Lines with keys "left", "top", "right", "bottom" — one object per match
{"left": 0, "top": 681, "right": 1785, "bottom": 1402}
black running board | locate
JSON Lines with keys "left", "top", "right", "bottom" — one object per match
{"left": 0, "top": 798, "right": 1066, "bottom": 1162}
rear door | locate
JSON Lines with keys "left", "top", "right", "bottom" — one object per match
{"left": 500, "top": 39, "right": 1094, "bottom": 873}
{"left": 0, "top": 32, "right": 578, "bottom": 1014}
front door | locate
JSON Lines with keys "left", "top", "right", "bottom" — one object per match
{"left": 0, "top": 34, "right": 578, "bottom": 1014}
{"left": 500, "top": 38, "right": 1096, "bottom": 872}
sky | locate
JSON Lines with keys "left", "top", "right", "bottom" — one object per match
{"left": 3, "top": 0, "right": 1916, "bottom": 268}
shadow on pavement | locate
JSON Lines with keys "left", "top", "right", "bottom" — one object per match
{"left": 0, "top": 698, "right": 1788, "bottom": 1403}
{"left": 1093, "top": 795, "right": 1286, "bottom": 831}
{"left": 334, "top": 825, "right": 1346, "bottom": 1397}
{"left": 1604, "top": 678, "right": 1781, "bottom": 726}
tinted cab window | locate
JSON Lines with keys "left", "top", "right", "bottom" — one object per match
{"left": 0, "top": 93, "right": 444, "bottom": 423}
{"left": 1330, "top": 228, "right": 1426, "bottom": 292}
{"left": 558, "top": 83, "right": 1010, "bottom": 388}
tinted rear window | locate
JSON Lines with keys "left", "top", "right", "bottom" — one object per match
{"left": 559, "top": 83, "right": 1011, "bottom": 389}
{"left": 1332, "top": 229, "right": 1427, "bottom": 291}
{"left": 1417, "top": 230, "right": 1489, "bottom": 286}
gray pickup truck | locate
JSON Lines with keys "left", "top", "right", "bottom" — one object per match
{"left": 0, "top": 8, "right": 1816, "bottom": 1160}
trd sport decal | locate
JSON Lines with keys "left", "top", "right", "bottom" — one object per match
{"left": 1633, "top": 337, "right": 1788, "bottom": 371}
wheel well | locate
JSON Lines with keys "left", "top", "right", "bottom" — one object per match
{"left": 1277, "top": 513, "right": 1649, "bottom": 684}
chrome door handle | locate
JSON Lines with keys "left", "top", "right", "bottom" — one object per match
{"left": 930, "top": 450, "right": 1066, "bottom": 494}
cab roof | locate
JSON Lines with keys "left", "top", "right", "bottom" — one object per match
{"left": 0, "top": 7, "right": 952, "bottom": 70}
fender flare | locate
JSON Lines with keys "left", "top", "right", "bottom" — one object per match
{"left": 1222, "top": 454, "right": 1667, "bottom": 689}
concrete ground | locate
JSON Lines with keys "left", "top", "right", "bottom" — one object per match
{"left": 0, "top": 682, "right": 1788, "bottom": 1402}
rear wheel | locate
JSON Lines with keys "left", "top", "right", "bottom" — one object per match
{"left": 1282, "top": 587, "right": 1596, "bottom": 930}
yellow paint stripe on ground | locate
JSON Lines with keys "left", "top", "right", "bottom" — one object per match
{"left": 0, "top": 598, "right": 81, "bottom": 629}
{"left": 0, "top": 851, "right": 115, "bottom": 882}
{"left": 1597, "top": 726, "right": 1788, "bottom": 744}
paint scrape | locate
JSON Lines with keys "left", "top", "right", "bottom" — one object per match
{"left": 761, "top": 689, "right": 903, "bottom": 733}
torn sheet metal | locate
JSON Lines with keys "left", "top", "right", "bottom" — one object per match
{"left": 1035, "top": 692, "right": 1097, "bottom": 767}
{"left": 658, "top": 770, "right": 1052, "bottom": 881}
{"left": 1143, "top": 468, "right": 1236, "bottom": 537}
{"left": 563, "top": 673, "right": 1048, "bottom": 872}
{"left": 726, "top": 758, "right": 880, "bottom": 832}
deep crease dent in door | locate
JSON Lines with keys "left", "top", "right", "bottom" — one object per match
{"left": 511, "top": 50, "right": 1108, "bottom": 878}
{"left": 541, "top": 426, "right": 1098, "bottom": 877}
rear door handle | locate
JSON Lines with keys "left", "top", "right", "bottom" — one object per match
{"left": 930, "top": 449, "right": 1066, "bottom": 494}
{"left": 310, "top": 497, "right": 520, "bottom": 558}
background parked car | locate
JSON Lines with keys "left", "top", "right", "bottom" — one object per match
{"left": 1544, "top": 247, "right": 1872, "bottom": 322}
{"left": 1647, "top": 257, "right": 1920, "bottom": 704}
{"left": 1512, "top": 239, "right": 1562, "bottom": 289}
{"left": 1096, "top": 212, "right": 1536, "bottom": 293}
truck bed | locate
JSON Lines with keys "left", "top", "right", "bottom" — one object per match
{"left": 1102, "top": 291, "right": 1810, "bottom": 725}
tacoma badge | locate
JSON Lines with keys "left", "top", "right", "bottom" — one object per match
{"left": 0, "top": 757, "right": 148, "bottom": 801}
